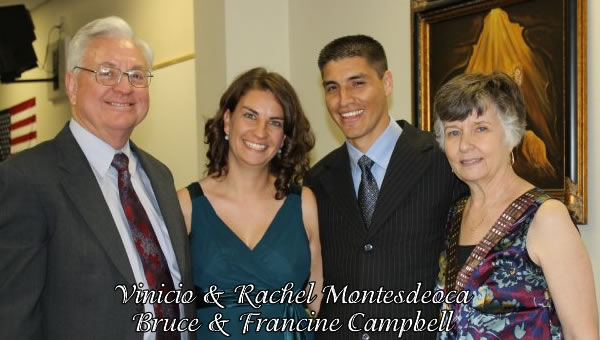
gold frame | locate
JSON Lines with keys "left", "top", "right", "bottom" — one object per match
{"left": 411, "top": 0, "right": 587, "bottom": 223}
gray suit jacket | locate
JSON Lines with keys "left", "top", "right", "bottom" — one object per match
{"left": 0, "top": 125, "right": 195, "bottom": 340}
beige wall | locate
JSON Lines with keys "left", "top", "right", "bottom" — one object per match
{"left": 289, "top": 0, "right": 411, "bottom": 162}
{"left": 0, "top": 0, "right": 199, "bottom": 188}
{"left": 580, "top": 0, "right": 599, "bottom": 310}
{"left": 224, "top": 0, "right": 290, "bottom": 82}
{"left": 193, "top": 0, "right": 226, "bottom": 180}
{"left": 130, "top": 58, "right": 198, "bottom": 189}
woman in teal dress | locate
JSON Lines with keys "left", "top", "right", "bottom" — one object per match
{"left": 432, "top": 72, "right": 598, "bottom": 339}
{"left": 177, "top": 67, "right": 322, "bottom": 339}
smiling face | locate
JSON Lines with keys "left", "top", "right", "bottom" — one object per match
{"left": 321, "top": 56, "right": 392, "bottom": 152}
{"left": 65, "top": 36, "right": 150, "bottom": 149}
{"left": 223, "top": 89, "right": 285, "bottom": 169}
{"left": 443, "top": 105, "right": 512, "bottom": 185}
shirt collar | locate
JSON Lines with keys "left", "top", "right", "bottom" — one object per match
{"left": 346, "top": 117, "right": 402, "bottom": 170}
{"left": 69, "top": 119, "right": 137, "bottom": 178}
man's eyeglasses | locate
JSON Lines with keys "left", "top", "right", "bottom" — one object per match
{"left": 73, "top": 65, "right": 153, "bottom": 88}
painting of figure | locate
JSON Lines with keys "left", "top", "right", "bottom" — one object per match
{"left": 427, "top": 0, "right": 564, "bottom": 189}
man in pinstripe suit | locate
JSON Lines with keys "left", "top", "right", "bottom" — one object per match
{"left": 304, "top": 35, "right": 464, "bottom": 340}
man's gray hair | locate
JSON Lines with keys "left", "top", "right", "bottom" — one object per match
{"left": 66, "top": 16, "right": 153, "bottom": 71}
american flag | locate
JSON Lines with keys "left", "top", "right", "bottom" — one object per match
{"left": 0, "top": 97, "right": 37, "bottom": 161}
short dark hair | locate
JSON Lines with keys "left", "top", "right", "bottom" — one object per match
{"left": 204, "top": 67, "right": 315, "bottom": 199}
{"left": 433, "top": 71, "right": 526, "bottom": 149}
{"left": 318, "top": 34, "right": 388, "bottom": 77}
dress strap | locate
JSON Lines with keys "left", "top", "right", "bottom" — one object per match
{"left": 449, "top": 188, "right": 547, "bottom": 291}
{"left": 444, "top": 197, "right": 468, "bottom": 291}
{"left": 186, "top": 182, "right": 204, "bottom": 200}
{"left": 289, "top": 183, "right": 302, "bottom": 196}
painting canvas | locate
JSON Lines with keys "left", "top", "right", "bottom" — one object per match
{"left": 411, "top": 0, "right": 587, "bottom": 223}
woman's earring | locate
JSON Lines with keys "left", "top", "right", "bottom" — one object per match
{"left": 225, "top": 134, "right": 229, "bottom": 141}
{"left": 510, "top": 151, "right": 515, "bottom": 165}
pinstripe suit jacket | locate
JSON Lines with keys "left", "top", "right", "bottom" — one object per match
{"left": 305, "top": 120, "right": 464, "bottom": 340}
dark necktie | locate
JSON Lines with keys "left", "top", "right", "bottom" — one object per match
{"left": 111, "top": 153, "right": 180, "bottom": 340}
{"left": 358, "top": 155, "right": 379, "bottom": 227}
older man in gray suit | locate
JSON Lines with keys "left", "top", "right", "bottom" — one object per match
{"left": 0, "top": 17, "right": 194, "bottom": 339}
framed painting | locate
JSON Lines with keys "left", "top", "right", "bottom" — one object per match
{"left": 411, "top": 0, "right": 587, "bottom": 223}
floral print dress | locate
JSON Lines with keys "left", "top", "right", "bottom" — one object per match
{"left": 437, "top": 188, "right": 563, "bottom": 339}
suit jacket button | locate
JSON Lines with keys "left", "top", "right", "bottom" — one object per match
{"left": 364, "top": 244, "right": 374, "bottom": 252}
{"left": 136, "top": 303, "right": 144, "bottom": 312}
{"left": 362, "top": 333, "right": 370, "bottom": 340}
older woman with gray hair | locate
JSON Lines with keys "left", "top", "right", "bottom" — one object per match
{"left": 433, "top": 72, "right": 597, "bottom": 339}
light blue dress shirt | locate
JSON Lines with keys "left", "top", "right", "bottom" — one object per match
{"left": 70, "top": 119, "right": 186, "bottom": 340}
{"left": 347, "top": 117, "right": 402, "bottom": 197}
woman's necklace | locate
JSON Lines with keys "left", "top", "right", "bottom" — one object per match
{"left": 462, "top": 198, "right": 493, "bottom": 240}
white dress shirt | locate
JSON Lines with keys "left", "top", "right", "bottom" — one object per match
{"left": 347, "top": 117, "right": 403, "bottom": 197}
{"left": 70, "top": 119, "right": 186, "bottom": 340}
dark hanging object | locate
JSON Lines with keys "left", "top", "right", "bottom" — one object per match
{"left": 0, "top": 5, "right": 38, "bottom": 83}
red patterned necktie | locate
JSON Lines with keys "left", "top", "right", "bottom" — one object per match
{"left": 111, "top": 153, "right": 180, "bottom": 340}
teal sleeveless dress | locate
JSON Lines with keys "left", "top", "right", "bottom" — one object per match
{"left": 187, "top": 183, "right": 314, "bottom": 339}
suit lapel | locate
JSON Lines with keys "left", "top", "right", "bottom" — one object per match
{"left": 56, "top": 126, "right": 136, "bottom": 284}
{"left": 320, "top": 145, "right": 366, "bottom": 235}
{"left": 133, "top": 144, "right": 188, "bottom": 283}
{"left": 369, "top": 121, "right": 434, "bottom": 232}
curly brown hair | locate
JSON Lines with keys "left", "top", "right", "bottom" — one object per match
{"left": 204, "top": 67, "right": 315, "bottom": 200}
